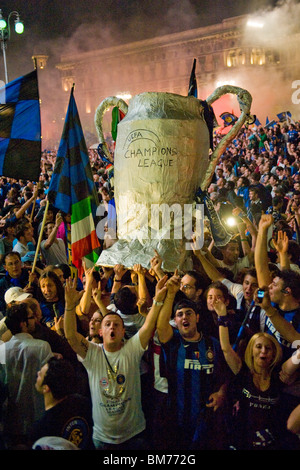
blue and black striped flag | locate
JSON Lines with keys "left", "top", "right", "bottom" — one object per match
{"left": 47, "top": 85, "right": 100, "bottom": 278}
{"left": 0, "top": 70, "right": 41, "bottom": 181}
{"left": 188, "top": 58, "right": 197, "bottom": 98}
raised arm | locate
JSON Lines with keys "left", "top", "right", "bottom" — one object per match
{"left": 138, "top": 274, "right": 168, "bottom": 349}
{"left": 64, "top": 277, "right": 90, "bottom": 359}
{"left": 43, "top": 212, "right": 63, "bottom": 249}
{"left": 255, "top": 214, "right": 273, "bottom": 287}
{"left": 191, "top": 238, "right": 224, "bottom": 283}
{"left": 156, "top": 270, "right": 181, "bottom": 344}
{"left": 258, "top": 288, "right": 300, "bottom": 344}
{"left": 78, "top": 263, "right": 95, "bottom": 317}
{"left": 272, "top": 230, "right": 290, "bottom": 271}
{"left": 214, "top": 298, "right": 242, "bottom": 375}
{"left": 149, "top": 249, "right": 165, "bottom": 280}
{"left": 133, "top": 263, "right": 152, "bottom": 309}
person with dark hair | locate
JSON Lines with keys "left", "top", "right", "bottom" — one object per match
{"left": 0, "top": 303, "right": 53, "bottom": 449}
{"left": 156, "top": 272, "right": 229, "bottom": 450}
{"left": 12, "top": 219, "right": 36, "bottom": 263}
{"left": 255, "top": 214, "right": 300, "bottom": 361}
{"left": 180, "top": 270, "right": 208, "bottom": 308}
{"left": 32, "top": 357, "right": 94, "bottom": 450}
{"left": 64, "top": 275, "right": 169, "bottom": 450}
{"left": 0, "top": 251, "right": 34, "bottom": 316}
{"left": 37, "top": 270, "right": 65, "bottom": 328}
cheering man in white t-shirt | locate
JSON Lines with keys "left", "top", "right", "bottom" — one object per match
{"left": 64, "top": 275, "right": 168, "bottom": 450}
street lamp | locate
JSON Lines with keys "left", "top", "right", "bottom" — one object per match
{"left": 0, "top": 9, "right": 24, "bottom": 83}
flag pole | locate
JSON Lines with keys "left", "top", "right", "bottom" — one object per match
{"left": 29, "top": 200, "right": 49, "bottom": 282}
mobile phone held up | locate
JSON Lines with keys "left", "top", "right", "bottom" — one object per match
{"left": 257, "top": 289, "right": 265, "bottom": 303}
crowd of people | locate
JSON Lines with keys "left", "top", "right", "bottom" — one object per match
{"left": 0, "top": 119, "right": 299, "bottom": 451}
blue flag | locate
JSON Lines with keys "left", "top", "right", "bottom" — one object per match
{"left": 220, "top": 112, "right": 238, "bottom": 127}
{"left": 188, "top": 58, "right": 197, "bottom": 98}
{"left": 266, "top": 116, "right": 269, "bottom": 126}
{"left": 265, "top": 119, "right": 277, "bottom": 129}
{"left": 0, "top": 70, "right": 41, "bottom": 181}
{"left": 277, "top": 111, "right": 292, "bottom": 122}
{"left": 47, "top": 85, "right": 98, "bottom": 218}
{"left": 254, "top": 117, "right": 261, "bottom": 126}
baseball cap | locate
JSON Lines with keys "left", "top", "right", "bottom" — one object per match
{"left": 4, "top": 287, "right": 32, "bottom": 304}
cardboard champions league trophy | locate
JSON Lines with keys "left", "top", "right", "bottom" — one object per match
{"left": 94, "top": 86, "right": 252, "bottom": 272}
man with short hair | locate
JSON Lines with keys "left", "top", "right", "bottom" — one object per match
{"left": 32, "top": 357, "right": 94, "bottom": 449}
{"left": 156, "top": 273, "right": 229, "bottom": 450}
{"left": 64, "top": 275, "right": 168, "bottom": 450}
{"left": 0, "top": 252, "right": 32, "bottom": 316}
{"left": 0, "top": 303, "right": 53, "bottom": 449}
{"left": 180, "top": 270, "right": 207, "bottom": 305}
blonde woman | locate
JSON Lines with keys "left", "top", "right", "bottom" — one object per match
{"left": 215, "top": 296, "right": 297, "bottom": 450}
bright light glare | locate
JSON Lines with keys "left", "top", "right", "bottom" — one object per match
{"left": 226, "top": 217, "right": 237, "bottom": 227}
{"left": 216, "top": 80, "right": 236, "bottom": 87}
{"left": 0, "top": 18, "right": 6, "bottom": 29}
{"left": 116, "top": 93, "right": 132, "bottom": 100}
{"left": 247, "top": 20, "right": 264, "bottom": 28}
{"left": 15, "top": 20, "right": 24, "bottom": 34}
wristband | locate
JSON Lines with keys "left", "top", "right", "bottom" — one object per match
{"left": 153, "top": 299, "right": 164, "bottom": 306}
{"left": 218, "top": 316, "right": 231, "bottom": 327}
{"left": 114, "top": 278, "right": 122, "bottom": 282}
{"left": 240, "top": 239, "right": 248, "bottom": 242}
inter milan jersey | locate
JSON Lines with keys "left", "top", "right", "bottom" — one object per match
{"left": 264, "top": 305, "right": 300, "bottom": 361}
{"left": 161, "top": 328, "right": 228, "bottom": 446}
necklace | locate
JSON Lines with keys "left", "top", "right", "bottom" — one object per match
{"left": 102, "top": 346, "right": 125, "bottom": 399}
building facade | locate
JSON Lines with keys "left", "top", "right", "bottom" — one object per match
{"left": 55, "top": 14, "right": 300, "bottom": 139}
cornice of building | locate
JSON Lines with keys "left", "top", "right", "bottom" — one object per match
{"left": 57, "top": 14, "right": 247, "bottom": 67}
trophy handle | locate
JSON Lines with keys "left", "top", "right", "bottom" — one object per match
{"left": 202, "top": 85, "right": 253, "bottom": 190}
{"left": 94, "top": 96, "right": 128, "bottom": 161}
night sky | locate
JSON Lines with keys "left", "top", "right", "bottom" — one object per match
{"left": 0, "top": 0, "right": 282, "bottom": 80}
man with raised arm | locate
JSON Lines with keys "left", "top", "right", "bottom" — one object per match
{"left": 156, "top": 271, "right": 229, "bottom": 450}
{"left": 255, "top": 214, "right": 300, "bottom": 359}
{"left": 64, "top": 274, "right": 168, "bottom": 450}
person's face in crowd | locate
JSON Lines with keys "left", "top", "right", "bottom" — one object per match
{"left": 206, "top": 288, "right": 229, "bottom": 312}
{"left": 4, "top": 254, "right": 22, "bottom": 278}
{"left": 293, "top": 193, "right": 300, "bottom": 206}
{"left": 268, "top": 276, "right": 286, "bottom": 304}
{"left": 249, "top": 190, "right": 258, "bottom": 201}
{"left": 237, "top": 177, "right": 243, "bottom": 188}
{"left": 89, "top": 311, "right": 102, "bottom": 339}
{"left": 242, "top": 275, "right": 258, "bottom": 302}
{"left": 252, "top": 336, "right": 275, "bottom": 371}
{"left": 40, "top": 278, "right": 59, "bottom": 302}
{"left": 23, "top": 223, "right": 34, "bottom": 242}
{"left": 180, "top": 274, "right": 202, "bottom": 302}
{"left": 221, "top": 242, "right": 240, "bottom": 265}
{"left": 20, "top": 304, "right": 36, "bottom": 334}
{"left": 22, "top": 297, "right": 43, "bottom": 322}
{"left": 46, "top": 210, "right": 54, "bottom": 223}
{"left": 174, "top": 307, "right": 199, "bottom": 340}
{"left": 100, "top": 314, "right": 125, "bottom": 351}
{"left": 45, "top": 222, "right": 55, "bottom": 238}
{"left": 53, "top": 268, "right": 65, "bottom": 285}
{"left": 35, "top": 363, "right": 49, "bottom": 394}
{"left": 294, "top": 182, "right": 300, "bottom": 192}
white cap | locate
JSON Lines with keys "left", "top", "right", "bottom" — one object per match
{"left": 32, "top": 436, "right": 80, "bottom": 450}
{"left": 4, "top": 287, "right": 32, "bottom": 304}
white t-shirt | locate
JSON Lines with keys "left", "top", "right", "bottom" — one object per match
{"left": 80, "top": 332, "right": 146, "bottom": 444}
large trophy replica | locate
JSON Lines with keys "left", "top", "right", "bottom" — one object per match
{"left": 95, "top": 85, "right": 252, "bottom": 272}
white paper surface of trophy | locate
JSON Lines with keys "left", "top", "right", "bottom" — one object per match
{"left": 94, "top": 87, "right": 252, "bottom": 271}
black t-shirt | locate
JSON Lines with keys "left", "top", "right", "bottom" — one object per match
{"left": 31, "top": 394, "right": 94, "bottom": 450}
{"left": 227, "top": 364, "right": 286, "bottom": 450}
